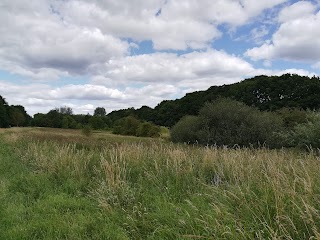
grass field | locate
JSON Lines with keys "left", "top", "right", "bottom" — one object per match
{"left": 1, "top": 127, "right": 320, "bottom": 239}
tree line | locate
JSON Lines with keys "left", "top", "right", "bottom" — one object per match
{"left": 0, "top": 96, "right": 31, "bottom": 128}
{"left": 108, "top": 74, "right": 320, "bottom": 127}
{"left": 1, "top": 73, "right": 320, "bottom": 144}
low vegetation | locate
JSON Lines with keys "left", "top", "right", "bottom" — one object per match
{"left": 171, "top": 98, "right": 283, "bottom": 147}
{"left": 1, "top": 128, "right": 320, "bottom": 239}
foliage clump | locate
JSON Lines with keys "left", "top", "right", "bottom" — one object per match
{"left": 278, "top": 112, "right": 320, "bottom": 149}
{"left": 171, "top": 98, "right": 283, "bottom": 147}
{"left": 113, "top": 116, "right": 161, "bottom": 138}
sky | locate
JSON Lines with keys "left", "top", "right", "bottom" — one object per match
{"left": 0, "top": 0, "right": 320, "bottom": 116}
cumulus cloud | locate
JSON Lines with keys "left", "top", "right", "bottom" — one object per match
{"left": 0, "top": 0, "right": 129, "bottom": 79}
{"left": 97, "top": 49, "right": 255, "bottom": 87}
{"left": 0, "top": 0, "right": 289, "bottom": 79}
{"left": 51, "top": 0, "right": 287, "bottom": 50}
{"left": 246, "top": 1, "right": 320, "bottom": 62}
{"left": 1, "top": 0, "right": 318, "bottom": 116}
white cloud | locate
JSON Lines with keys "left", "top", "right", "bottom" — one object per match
{"left": 52, "top": 0, "right": 287, "bottom": 50}
{"left": 0, "top": 0, "right": 288, "bottom": 79}
{"left": 1, "top": 0, "right": 319, "bottom": 116}
{"left": 0, "top": 1, "right": 129, "bottom": 79}
{"left": 98, "top": 49, "right": 255, "bottom": 86}
{"left": 246, "top": 2, "right": 320, "bottom": 62}
{"left": 278, "top": 1, "right": 317, "bottom": 23}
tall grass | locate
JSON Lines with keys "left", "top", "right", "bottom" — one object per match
{"left": 2, "top": 128, "right": 320, "bottom": 239}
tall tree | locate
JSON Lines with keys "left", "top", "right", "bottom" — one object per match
{"left": 0, "top": 96, "right": 10, "bottom": 128}
{"left": 56, "top": 106, "right": 73, "bottom": 115}
{"left": 9, "top": 107, "right": 26, "bottom": 127}
{"left": 94, "top": 107, "right": 106, "bottom": 117}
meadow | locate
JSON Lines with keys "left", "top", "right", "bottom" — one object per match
{"left": 1, "top": 127, "right": 320, "bottom": 239}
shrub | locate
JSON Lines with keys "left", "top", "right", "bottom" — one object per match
{"left": 170, "top": 116, "right": 200, "bottom": 143}
{"left": 276, "top": 108, "right": 308, "bottom": 129}
{"left": 112, "top": 116, "right": 140, "bottom": 136}
{"left": 286, "top": 112, "right": 320, "bottom": 149}
{"left": 171, "top": 98, "right": 283, "bottom": 147}
{"left": 89, "top": 116, "right": 106, "bottom": 130}
{"left": 136, "top": 122, "right": 161, "bottom": 137}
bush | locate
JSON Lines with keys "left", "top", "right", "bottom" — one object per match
{"left": 136, "top": 122, "right": 161, "bottom": 137}
{"left": 171, "top": 98, "right": 283, "bottom": 147}
{"left": 170, "top": 116, "right": 200, "bottom": 143}
{"left": 89, "top": 116, "right": 106, "bottom": 130}
{"left": 112, "top": 116, "right": 141, "bottom": 136}
{"left": 276, "top": 108, "right": 308, "bottom": 129}
{"left": 285, "top": 112, "right": 320, "bottom": 149}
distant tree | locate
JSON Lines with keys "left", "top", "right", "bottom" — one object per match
{"left": 89, "top": 116, "right": 106, "bottom": 130}
{"left": 56, "top": 106, "right": 73, "bottom": 115}
{"left": 107, "top": 107, "right": 135, "bottom": 123}
{"left": 94, "top": 107, "right": 106, "bottom": 117}
{"left": 32, "top": 113, "right": 51, "bottom": 127}
{"left": 46, "top": 109, "right": 62, "bottom": 128}
{"left": 276, "top": 108, "right": 308, "bottom": 129}
{"left": 170, "top": 116, "right": 200, "bottom": 143}
{"left": 9, "top": 107, "right": 26, "bottom": 127}
{"left": 11, "top": 105, "right": 32, "bottom": 126}
{"left": 136, "top": 122, "right": 161, "bottom": 137}
{"left": 61, "top": 115, "right": 77, "bottom": 129}
{"left": 113, "top": 116, "right": 140, "bottom": 136}
{"left": 284, "top": 112, "right": 320, "bottom": 149}
{"left": 0, "top": 96, "right": 10, "bottom": 128}
{"left": 102, "top": 116, "right": 112, "bottom": 129}
{"left": 171, "top": 98, "right": 283, "bottom": 147}
{"left": 135, "top": 106, "right": 155, "bottom": 122}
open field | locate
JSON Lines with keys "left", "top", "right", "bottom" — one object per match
{"left": 1, "top": 127, "right": 320, "bottom": 239}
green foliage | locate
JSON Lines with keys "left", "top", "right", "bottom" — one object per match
{"left": 108, "top": 107, "right": 135, "bottom": 123}
{"left": 62, "top": 115, "right": 77, "bottom": 129}
{"left": 113, "top": 116, "right": 141, "bottom": 136}
{"left": 282, "top": 112, "right": 320, "bottom": 149}
{"left": 276, "top": 107, "right": 308, "bottom": 129}
{"left": 171, "top": 115, "right": 200, "bottom": 143}
{"left": 104, "top": 74, "right": 320, "bottom": 127}
{"left": 136, "top": 122, "right": 161, "bottom": 137}
{"left": 171, "top": 98, "right": 283, "bottom": 147}
{"left": 0, "top": 97, "right": 10, "bottom": 128}
{"left": 46, "top": 110, "right": 62, "bottom": 128}
{"left": 89, "top": 116, "right": 106, "bottom": 130}
{"left": 8, "top": 105, "right": 30, "bottom": 127}
{"left": 56, "top": 106, "right": 73, "bottom": 115}
{"left": 94, "top": 107, "right": 106, "bottom": 117}
{"left": 113, "top": 116, "right": 161, "bottom": 138}
{"left": 31, "top": 113, "right": 50, "bottom": 127}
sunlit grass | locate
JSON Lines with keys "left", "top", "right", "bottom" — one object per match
{"left": 1, "top": 127, "right": 320, "bottom": 239}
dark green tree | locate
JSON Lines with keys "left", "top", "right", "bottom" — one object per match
{"left": 9, "top": 107, "right": 26, "bottom": 127}
{"left": 0, "top": 96, "right": 10, "bottom": 128}
{"left": 94, "top": 107, "right": 106, "bottom": 117}
{"left": 89, "top": 116, "right": 106, "bottom": 130}
{"left": 171, "top": 98, "right": 283, "bottom": 147}
{"left": 56, "top": 106, "right": 73, "bottom": 115}
{"left": 136, "top": 122, "right": 161, "bottom": 137}
{"left": 113, "top": 116, "right": 140, "bottom": 136}
{"left": 62, "top": 115, "right": 77, "bottom": 129}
